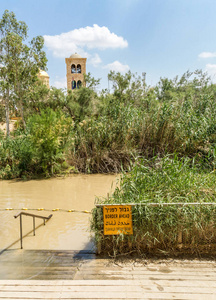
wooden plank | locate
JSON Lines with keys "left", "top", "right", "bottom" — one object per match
{"left": 1, "top": 270, "right": 78, "bottom": 275}
{"left": 80, "top": 262, "right": 216, "bottom": 267}
{"left": 3, "top": 268, "right": 216, "bottom": 276}
{"left": 0, "top": 280, "right": 64, "bottom": 286}
{"left": 0, "top": 291, "right": 216, "bottom": 299}
{"left": 0, "top": 281, "right": 215, "bottom": 300}
{"left": 77, "top": 268, "right": 216, "bottom": 274}
{"left": 79, "top": 265, "right": 216, "bottom": 270}
{"left": 75, "top": 261, "right": 216, "bottom": 268}
{"left": 79, "top": 263, "right": 216, "bottom": 269}
{"left": 1, "top": 285, "right": 216, "bottom": 294}
{"left": 74, "top": 273, "right": 216, "bottom": 280}
{"left": 74, "top": 270, "right": 216, "bottom": 276}
{"left": 1, "top": 279, "right": 216, "bottom": 287}
{"left": 81, "top": 261, "right": 216, "bottom": 267}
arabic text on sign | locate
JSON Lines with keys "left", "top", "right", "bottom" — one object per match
{"left": 103, "top": 205, "right": 133, "bottom": 235}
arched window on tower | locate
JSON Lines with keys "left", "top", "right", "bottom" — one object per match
{"left": 77, "top": 64, "right": 81, "bottom": 73}
{"left": 71, "top": 64, "right": 76, "bottom": 73}
{"left": 72, "top": 80, "right": 76, "bottom": 89}
{"left": 77, "top": 80, "right": 82, "bottom": 89}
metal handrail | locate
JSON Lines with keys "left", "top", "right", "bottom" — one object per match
{"left": 14, "top": 212, "right": 53, "bottom": 249}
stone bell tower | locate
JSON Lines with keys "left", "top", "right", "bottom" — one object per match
{"left": 65, "top": 53, "right": 87, "bottom": 90}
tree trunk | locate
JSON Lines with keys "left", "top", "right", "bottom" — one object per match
{"left": 5, "top": 88, "right": 10, "bottom": 137}
{"left": 16, "top": 83, "right": 26, "bottom": 130}
{"left": 19, "top": 101, "right": 26, "bottom": 130}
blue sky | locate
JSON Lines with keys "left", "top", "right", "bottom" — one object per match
{"left": 1, "top": 0, "right": 216, "bottom": 90}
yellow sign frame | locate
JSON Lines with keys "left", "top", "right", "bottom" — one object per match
{"left": 103, "top": 205, "right": 133, "bottom": 235}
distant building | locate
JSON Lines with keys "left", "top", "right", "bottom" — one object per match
{"left": 38, "top": 69, "right": 50, "bottom": 88}
{"left": 65, "top": 53, "right": 87, "bottom": 91}
{"left": 37, "top": 53, "right": 87, "bottom": 91}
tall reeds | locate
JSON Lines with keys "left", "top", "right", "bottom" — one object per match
{"left": 92, "top": 156, "right": 216, "bottom": 256}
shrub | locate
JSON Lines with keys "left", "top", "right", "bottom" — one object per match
{"left": 0, "top": 109, "right": 73, "bottom": 178}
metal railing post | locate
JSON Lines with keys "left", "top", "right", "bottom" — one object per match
{"left": 20, "top": 215, "right": 23, "bottom": 249}
{"left": 14, "top": 212, "right": 53, "bottom": 249}
{"left": 33, "top": 216, "right": 35, "bottom": 236}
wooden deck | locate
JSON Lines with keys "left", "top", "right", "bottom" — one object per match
{"left": 1, "top": 278, "right": 216, "bottom": 299}
{"left": 0, "top": 250, "right": 216, "bottom": 299}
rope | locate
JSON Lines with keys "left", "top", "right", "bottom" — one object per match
{"left": 0, "top": 208, "right": 91, "bottom": 214}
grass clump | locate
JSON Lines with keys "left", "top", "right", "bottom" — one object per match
{"left": 92, "top": 155, "right": 216, "bottom": 256}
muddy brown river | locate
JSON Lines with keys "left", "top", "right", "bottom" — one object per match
{"left": 0, "top": 175, "right": 118, "bottom": 251}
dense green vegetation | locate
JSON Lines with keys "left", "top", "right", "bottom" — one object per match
{"left": 1, "top": 65, "right": 216, "bottom": 178}
{"left": 92, "top": 156, "right": 216, "bottom": 256}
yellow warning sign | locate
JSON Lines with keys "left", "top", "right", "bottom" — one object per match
{"left": 103, "top": 205, "right": 133, "bottom": 235}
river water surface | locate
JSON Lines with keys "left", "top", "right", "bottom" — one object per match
{"left": 0, "top": 175, "right": 118, "bottom": 251}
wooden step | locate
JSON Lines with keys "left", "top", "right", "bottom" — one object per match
{"left": 0, "top": 280, "right": 216, "bottom": 299}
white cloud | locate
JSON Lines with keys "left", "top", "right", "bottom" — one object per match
{"left": 205, "top": 64, "right": 216, "bottom": 81}
{"left": 89, "top": 53, "right": 102, "bottom": 67}
{"left": 44, "top": 24, "right": 128, "bottom": 58}
{"left": 103, "top": 61, "right": 130, "bottom": 73}
{"left": 198, "top": 52, "right": 216, "bottom": 58}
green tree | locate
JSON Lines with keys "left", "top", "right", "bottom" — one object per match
{"left": 107, "top": 70, "right": 148, "bottom": 107}
{"left": 23, "top": 81, "right": 50, "bottom": 116}
{"left": 27, "top": 109, "right": 72, "bottom": 175}
{"left": 0, "top": 10, "right": 47, "bottom": 135}
{"left": 65, "top": 73, "right": 100, "bottom": 121}
{"left": 84, "top": 72, "right": 100, "bottom": 89}
{"left": 108, "top": 70, "right": 132, "bottom": 102}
